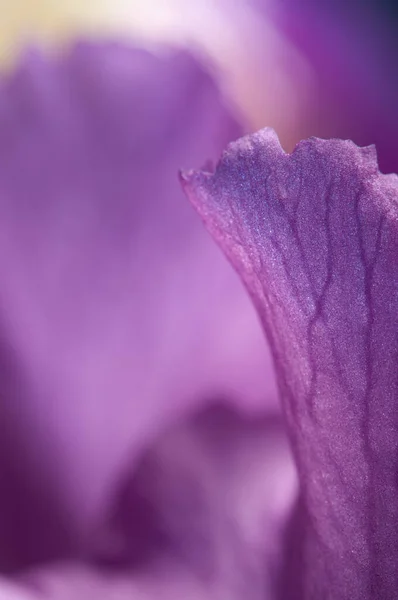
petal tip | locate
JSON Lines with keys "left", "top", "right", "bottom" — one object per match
{"left": 292, "top": 135, "right": 386, "bottom": 177}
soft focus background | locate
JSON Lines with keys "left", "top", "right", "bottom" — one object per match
{"left": 0, "top": 0, "right": 397, "bottom": 167}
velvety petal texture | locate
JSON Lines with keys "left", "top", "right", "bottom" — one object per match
{"left": 182, "top": 128, "right": 398, "bottom": 598}
{"left": 0, "top": 42, "right": 277, "bottom": 572}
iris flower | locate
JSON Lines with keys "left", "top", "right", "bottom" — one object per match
{"left": 0, "top": 2, "right": 397, "bottom": 598}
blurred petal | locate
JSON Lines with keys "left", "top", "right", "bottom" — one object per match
{"left": 9, "top": 405, "right": 296, "bottom": 599}
{"left": 10, "top": 562, "right": 264, "bottom": 600}
{"left": 0, "top": 42, "right": 275, "bottom": 569}
{"left": 271, "top": 0, "right": 398, "bottom": 172}
{"left": 94, "top": 405, "right": 297, "bottom": 589}
{"left": 182, "top": 128, "right": 398, "bottom": 597}
{"left": 0, "top": 0, "right": 314, "bottom": 151}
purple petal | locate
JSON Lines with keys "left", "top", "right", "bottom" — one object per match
{"left": 0, "top": 42, "right": 275, "bottom": 569}
{"left": 182, "top": 128, "right": 398, "bottom": 598}
{"left": 93, "top": 405, "right": 297, "bottom": 589}
{"left": 4, "top": 407, "right": 296, "bottom": 599}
